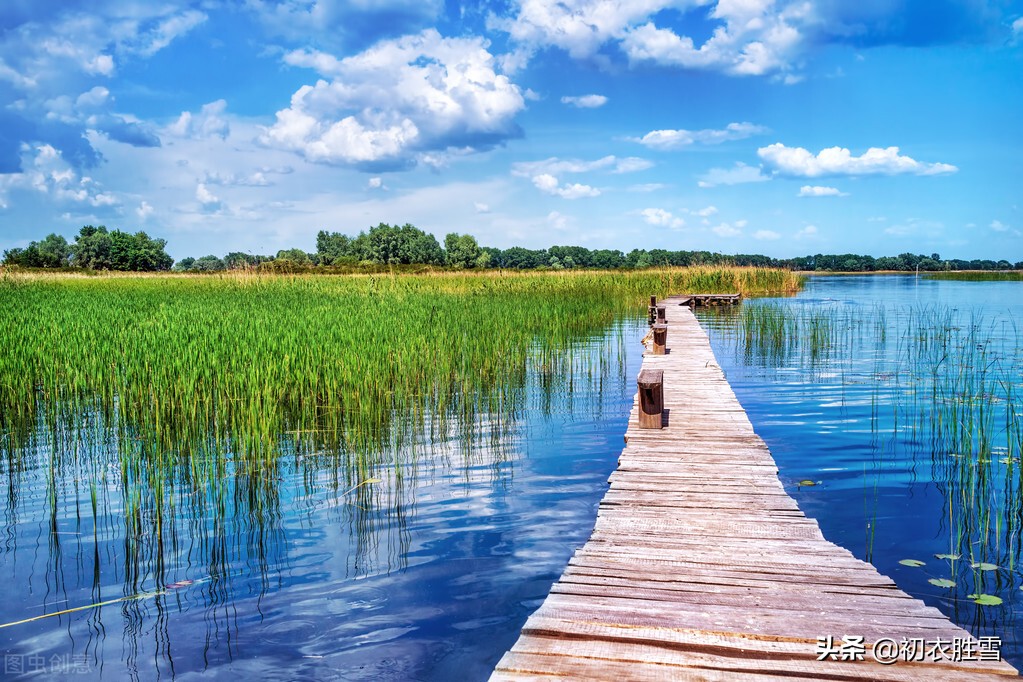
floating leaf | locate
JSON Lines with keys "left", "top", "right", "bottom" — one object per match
{"left": 928, "top": 578, "right": 956, "bottom": 588}
{"left": 934, "top": 553, "right": 960, "bottom": 560}
{"left": 972, "top": 562, "right": 999, "bottom": 571}
{"left": 797, "top": 480, "right": 817, "bottom": 487}
{"left": 967, "top": 594, "right": 1003, "bottom": 606}
{"left": 899, "top": 559, "right": 926, "bottom": 567}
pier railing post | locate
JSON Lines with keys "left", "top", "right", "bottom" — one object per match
{"left": 651, "top": 323, "right": 667, "bottom": 355}
{"left": 648, "top": 295, "right": 657, "bottom": 325}
{"left": 637, "top": 369, "right": 664, "bottom": 429}
{"left": 655, "top": 305, "right": 666, "bottom": 324}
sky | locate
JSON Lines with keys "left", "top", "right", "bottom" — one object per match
{"left": 0, "top": 1, "right": 1021, "bottom": 261}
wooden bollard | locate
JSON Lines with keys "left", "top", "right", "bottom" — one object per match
{"left": 648, "top": 295, "right": 657, "bottom": 325}
{"left": 651, "top": 323, "right": 667, "bottom": 355}
{"left": 655, "top": 305, "right": 666, "bottom": 323}
{"left": 637, "top": 369, "right": 664, "bottom": 429}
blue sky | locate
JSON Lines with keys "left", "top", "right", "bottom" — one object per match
{"left": 1, "top": 1, "right": 1020, "bottom": 261}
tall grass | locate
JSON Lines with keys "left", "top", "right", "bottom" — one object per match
{"left": 0, "top": 267, "right": 800, "bottom": 599}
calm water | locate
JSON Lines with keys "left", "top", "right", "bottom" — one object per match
{"left": 5, "top": 275, "right": 1023, "bottom": 679}
{"left": 0, "top": 323, "right": 643, "bottom": 680}
{"left": 698, "top": 274, "right": 1023, "bottom": 667}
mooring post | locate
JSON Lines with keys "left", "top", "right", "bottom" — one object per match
{"left": 637, "top": 369, "right": 664, "bottom": 429}
{"left": 648, "top": 295, "right": 657, "bottom": 325}
{"left": 655, "top": 305, "right": 666, "bottom": 324}
{"left": 652, "top": 323, "right": 667, "bottom": 355}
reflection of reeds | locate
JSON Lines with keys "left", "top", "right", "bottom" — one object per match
{"left": 715, "top": 299, "right": 1023, "bottom": 621}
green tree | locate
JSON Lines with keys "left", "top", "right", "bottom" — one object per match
{"left": 192, "top": 255, "right": 226, "bottom": 272}
{"left": 444, "top": 233, "right": 484, "bottom": 269}
{"left": 71, "top": 225, "right": 113, "bottom": 269}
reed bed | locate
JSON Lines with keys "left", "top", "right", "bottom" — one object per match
{"left": 0, "top": 267, "right": 800, "bottom": 592}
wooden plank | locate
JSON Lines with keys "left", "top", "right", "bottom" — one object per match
{"left": 491, "top": 301, "right": 1018, "bottom": 679}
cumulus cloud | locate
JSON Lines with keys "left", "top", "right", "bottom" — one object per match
{"left": 698, "top": 162, "right": 770, "bottom": 187}
{"left": 4, "top": 143, "right": 120, "bottom": 208}
{"left": 758, "top": 144, "right": 958, "bottom": 177}
{"left": 798, "top": 185, "right": 848, "bottom": 197}
{"left": 0, "top": 4, "right": 204, "bottom": 170}
{"left": 1015, "top": 18, "right": 1023, "bottom": 36}
{"left": 169, "top": 100, "right": 230, "bottom": 140}
{"left": 991, "top": 220, "right": 1010, "bottom": 232}
{"left": 261, "top": 30, "right": 525, "bottom": 170}
{"left": 195, "top": 182, "right": 221, "bottom": 209}
{"left": 630, "top": 122, "right": 767, "bottom": 150}
{"left": 561, "top": 94, "right": 608, "bottom": 108}
{"left": 136, "top": 201, "right": 153, "bottom": 219}
{"left": 797, "top": 224, "right": 818, "bottom": 237}
{"left": 694, "top": 205, "right": 718, "bottom": 217}
{"left": 494, "top": 0, "right": 807, "bottom": 78}
{"left": 474, "top": 202, "right": 491, "bottom": 213}
{"left": 753, "top": 229, "right": 780, "bottom": 240}
{"left": 640, "top": 208, "right": 685, "bottom": 228}
{"left": 532, "top": 173, "right": 600, "bottom": 199}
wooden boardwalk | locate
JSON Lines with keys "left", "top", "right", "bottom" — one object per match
{"left": 492, "top": 297, "right": 1018, "bottom": 680}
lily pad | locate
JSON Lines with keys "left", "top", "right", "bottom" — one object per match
{"left": 928, "top": 578, "right": 956, "bottom": 588}
{"left": 934, "top": 553, "right": 961, "bottom": 560}
{"left": 899, "top": 559, "right": 926, "bottom": 567}
{"left": 967, "top": 594, "right": 1003, "bottom": 606}
{"left": 971, "top": 562, "right": 999, "bottom": 571}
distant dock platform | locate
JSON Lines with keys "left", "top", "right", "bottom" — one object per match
{"left": 491, "top": 296, "right": 1018, "bottom": 680}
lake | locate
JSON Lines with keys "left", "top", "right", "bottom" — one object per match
{"left": 2, "top": 273, "right": 1022, "bottom": 678}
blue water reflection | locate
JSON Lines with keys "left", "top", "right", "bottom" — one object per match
{"left": 698, "top": 274, "right": 1023, "bottom": 668}
{"left": 0, "top": 322, "right": 643, "bottom": 681}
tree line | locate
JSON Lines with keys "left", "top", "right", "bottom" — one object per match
{"left": 4, "top": 223, "right": 1021, "bottom": 273}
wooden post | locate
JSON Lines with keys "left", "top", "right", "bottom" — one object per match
{"left": 648, "top": 295, "right": 657, "bottom": 325}
{"left": 651, "top": 323, "right": 667, "bottom": 355}
{"left": 655, "top": 305, "right": 666, "bottom": 323}
{"left": 637, "top": 369, "right": 664, "bottom": 429}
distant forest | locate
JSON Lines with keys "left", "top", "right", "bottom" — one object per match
{"left": 4, "top": 223, "right": 1021, "bottom": 273}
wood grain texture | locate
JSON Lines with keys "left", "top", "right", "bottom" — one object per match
{"left": 491, "top": 298, "right": 1019, "bottom": 680}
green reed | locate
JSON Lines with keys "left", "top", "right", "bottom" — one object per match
{"left": 0, "top": 267, "right": 800, "bottom": 590}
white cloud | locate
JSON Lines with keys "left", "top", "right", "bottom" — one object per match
{"left": 698, "top": 162, "right": 770, "bottom": 187}
{"left": 474, "top": 202, "right": 491, "bottom": 213}
{"left": 712, "top": 222, "right": 742, "bottom": 237}
{"left": 368, "top": 177, "right": 384, "bottom": 189}
{"left": 1014, "top": 17, "right": 1023, "bottom": 35}
{"left": 629, "top": 183, "right": 666, "bottom": 192}
{"left": 797, "top": 224, "right": 818, "bottom": 237}
{"left": 169, "top": 100, "right": 230, "bottom": 140}
{"left": 136, "top": 201, "right": 154, "bottom": 220}
{"left": 630, "top": 122, "right": 767, "bottom": 150}
{"left": 798, "top": 185, "right": 848, "bottom": 197}
{"left": 758, "top": 144, "right": 958, "bottom": 177}
{"left": 753, "top": 229, "right": 780, "bottom": 240}
{"left": 612, "top": 157, "right": 654, "bottom": 173}
{"left": 261, "top": 30, "right": 525, "bottom": 169}
{"left": 694, "top": 205, "right": 718, "bottom": 217}
{"left": 640, "top": 208, "right": 685, "bottom": 228}
{"left": 547, "top": 211, "right": 572, "bottom": 230}
{"left": 195, "top": 182, "right": 221, "bottom": 207}
{"left": 512, "top": 156, "right": 615, "bottom": 176}
{"left": 6, "top": 143, "right": 122, "bottom": 208}
{"left": 991, "top": 220, "right": 1010, "bottom": 232}
{"left": 495, "top": 0, "right": 807, "bottom": 77}
{"left": 531, "top": 173, "right": 600, "bottom": 199}
{"left": 561, "top": 94, "right": 608, "bottom": 108}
